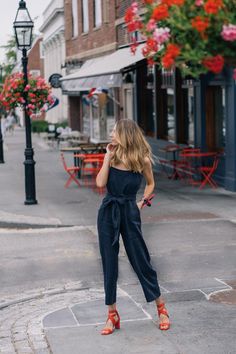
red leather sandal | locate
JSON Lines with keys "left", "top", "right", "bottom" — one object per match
{"left": 101, "top": 309, "right": 120, "bottom": 335}
{"left": 157, "top": 303, "right": 170, "bottom": 330}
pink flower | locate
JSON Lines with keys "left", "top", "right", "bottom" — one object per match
{"left": 131, "top": 2, "right": 138, "bottom": 14}
{"left": 146, "top": 19, "right": 156, "bottom": 32}
{"left": 221, "top": 24, "right": 236, "bottom": 42}
{"left": 153, "top": 27, "right": 170, "bottom": 44}
{"left": 195, "top": 0, "right": 203, "bottom": 6}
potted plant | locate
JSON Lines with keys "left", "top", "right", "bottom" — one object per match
{"left": 0, "top": 72, "right": 53, "bottom": 117}
{"left": 125, "top": 0, "right": 236, "bottom": 78}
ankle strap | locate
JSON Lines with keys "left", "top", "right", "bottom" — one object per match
{"left": 108, "top": 309, "right": 117, "bottom": 314}
{"left": 157, "top": 303, "right": 169, "bottom": 318}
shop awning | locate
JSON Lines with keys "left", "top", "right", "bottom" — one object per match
{"left": 61, "top": 44, "right": 145, "bottom": 94}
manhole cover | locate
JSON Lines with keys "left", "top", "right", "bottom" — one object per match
{"left": 209, "top": 289, "right": 236, "bottom": 305}
{"left": 209, "top": 280, "right": 236, "bottom": 305}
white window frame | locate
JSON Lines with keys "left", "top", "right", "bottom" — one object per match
{"left": 94, "top": 0, "right": 102, "bottom": 28}
{"left": 72, "top": 0, "right": 79, "bottom": 37}
{"left": 82, "top": 0, "right": 89, "bottom": 33}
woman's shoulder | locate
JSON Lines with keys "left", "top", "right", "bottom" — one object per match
{"left": 143, "top": 156, "right": 152, "bottom": 167}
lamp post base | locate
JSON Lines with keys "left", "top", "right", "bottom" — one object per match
{"left": 0, "top": 121, "right": 4, "bottom": 164}
{"left": 24, "top": 147, "right": 37, "bottom": 205}
{"left": 24, "top": 199, "right": 38, "bottom": 205}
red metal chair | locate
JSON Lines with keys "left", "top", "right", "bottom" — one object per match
{"left": 60, "top": 153, "right": 81, "bottom": 188}
{"left": 75, "top": 153, "right": 105, "bottom": 194}
{"left": 178, "top": 148, "right": 201, "bottom": 183}
{"left": 198, "top": 155, "right": 219, "bottom": 189}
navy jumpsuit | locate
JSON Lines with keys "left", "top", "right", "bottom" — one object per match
{"left": 97, "top": 166, "right": 161, "bottom": 305}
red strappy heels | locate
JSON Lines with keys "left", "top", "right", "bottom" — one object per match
{"left": 101, "top": 309, "right": 120, "bottom": 335}
{"left": 157, "top": 303, "right": 170, "bottom": 330}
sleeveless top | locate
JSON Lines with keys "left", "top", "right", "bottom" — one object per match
{"left": 98, "top": 166, "right": 143, "bottom": 246}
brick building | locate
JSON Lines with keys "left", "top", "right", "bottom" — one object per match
{"left": 61, "top": 0, "right": 146, "bottom": 141}
{"left": 28, "top": 37, "right": 44, "bottom": 77}
{"left": 60, "top": 0, "right": 236, "bottom": 191}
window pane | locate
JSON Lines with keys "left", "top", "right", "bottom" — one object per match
{"left": 72, "top": 0, "right": 78, "bottom": 37}
{"left": 187, "top": 87, "right": 194, "bottom": 145}
{"left": 215, "top": 86, "right": 226, "bottom": 148}
{"left": 94, "top": 0, "right": 102, "bottom": 27}
{"left": 167, "top": 88, "right": 175, "bottom": 141}
{"left": 82, "top": 0, "right": 89, "bottom": 33}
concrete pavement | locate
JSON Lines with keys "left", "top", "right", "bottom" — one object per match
{"left": 0, "top": 128, "right": 236, "bottom": 354}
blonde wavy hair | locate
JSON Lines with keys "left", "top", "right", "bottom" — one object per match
{"left": 111, "top": 119, "right": 153, "bottom": 173}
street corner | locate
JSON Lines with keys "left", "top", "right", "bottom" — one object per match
{"left": 0, "top": 283, "right": 104, "bottom": 354}
{"left": 43, "top": 292, "right": 178, "bottom": 354}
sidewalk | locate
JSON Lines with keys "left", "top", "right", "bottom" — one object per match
{"left": 0, "top": 128, "right": 236, "bottom": 354}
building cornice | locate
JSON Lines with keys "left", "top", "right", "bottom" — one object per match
{"left": 66, "top": 42, "right": 117, "bottom": 62}
{"left": 40, "top": 8, "right": 64, "bottom": 32}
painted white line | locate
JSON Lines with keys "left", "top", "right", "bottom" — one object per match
{"left": 44, "top": 325, "right": 78, "bottom": 330}
{"left": 214, "top": 278, "right": 233, "bottom": 290}
{"left": 69, "top": 306, "right": 80, "bottom": 326}
{"left": 160, "top": 285, "right": 170, "bottom": 293}
{"left": 197, "top": 289, "right": 208, "bottom": 299}
{"left": 118, "top": 286, "right": 152, "bottom": 320}
{"left": 44, "top": 317, "right": 150, "bottom": 330}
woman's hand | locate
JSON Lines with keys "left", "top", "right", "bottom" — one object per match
{"left": 136, "top": 201, "right": 143, "bottom": 210}
{"left": 106, "top": 143, "right": 116, "bottom": 159}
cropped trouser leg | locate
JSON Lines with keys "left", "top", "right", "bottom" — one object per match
{"left": 97, "top": 210, "right": 119, "bottom": 305}
{"left": 120, "top": 210, "right": 161, "bottom": 302}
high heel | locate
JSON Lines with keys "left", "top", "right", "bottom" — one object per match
{"left": 101, "top": 309, "right": 120, "bottom": 335}
{"left": 157, "top": 303, "right": 170, "bottom": 331}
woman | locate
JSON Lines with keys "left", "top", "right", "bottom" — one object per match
{"left": 96, "top": 119, "right": 170, "bottom": 335}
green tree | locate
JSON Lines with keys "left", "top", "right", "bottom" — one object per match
{"left": 1, "top": 36, "right": 17, "bottom": 78}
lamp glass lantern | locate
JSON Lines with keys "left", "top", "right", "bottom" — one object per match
{"left": 13, "top": 0, "right": 34, "bottom": 50}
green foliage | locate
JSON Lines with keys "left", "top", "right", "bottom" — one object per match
{"left": 0, "top": 36, "right": 17, "bottom": 77}
{"left": 31, "top": 120, "right": 49, "bottom": 133}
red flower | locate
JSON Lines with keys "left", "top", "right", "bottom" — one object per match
{"left": 202, "top": 55, "right": 224, "bottom": 74}
{"left": 162, "top": 54, "right": 175, "bottom": 68}
{"left": 191, "top": 16, "right": 209, "bottom": 33}
{"left": 166, "top": 43, "right": 181, "bottom": 58}
{"left": 161, "top": 43, "right": 181, "bottom": 69}
{"left": 124, "top": 8, "right": 134, "bottom": 24}
{"left": 204, "top": 0, "right": 223, "bottom": 14}
{"left": 162, "top": 0, "right": 185, "bottom": 6}
{"left": 144, "top": 0, "right": 154, "bottom": 4}
{"left": 152, "top": 4, "right": 169, "bottom": 21}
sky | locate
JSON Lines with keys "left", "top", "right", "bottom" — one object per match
{"left": 0, "top": 0, "right": 51, "bottom": 62}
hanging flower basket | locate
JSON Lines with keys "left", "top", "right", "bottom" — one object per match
{"left": 0, "top": 72, "right": 53, "bottom": 117}
{"left": 125, "top": 1, "right": 236, "bottom": 79}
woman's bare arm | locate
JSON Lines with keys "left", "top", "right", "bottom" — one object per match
{"left": 96, "top": 144, "right": 114, "bottom": 188}
{"left": 137, "top": 157, "right": 155, "bottom": 209}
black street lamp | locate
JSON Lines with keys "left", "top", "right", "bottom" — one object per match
{"left": 13, "top": 0, "right": 37, "bottom": 205}
{"left": 0, "top": 64, "right": 4, "bottom": 164}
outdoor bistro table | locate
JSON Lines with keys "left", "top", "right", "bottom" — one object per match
{"left": 60, "top": 143, "right": 107, "bottom": 178}
{"left": 179, "top": 151, "right": 218, "bottom": 188}
{"left": 159, "top": 145, "right": 183, "bottom": 179}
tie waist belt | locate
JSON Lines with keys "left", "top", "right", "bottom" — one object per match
{"left": 101, "top": 193, "right": 136, "bottom": 246}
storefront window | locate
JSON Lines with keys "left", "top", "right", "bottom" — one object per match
{"left": 166, "top": 88, "right": 175, "bottom": 141}
{"left": 205, "top": 85, "right": 226, "bottom": 151}
{"left": 82, "top": 89, "right": 115, "bottom": 142}
{"left": 187, "top": 87, "right": 194, "bottom": 145}
{"left": 215, "top": 86, "right": 226, "bottom": 148}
